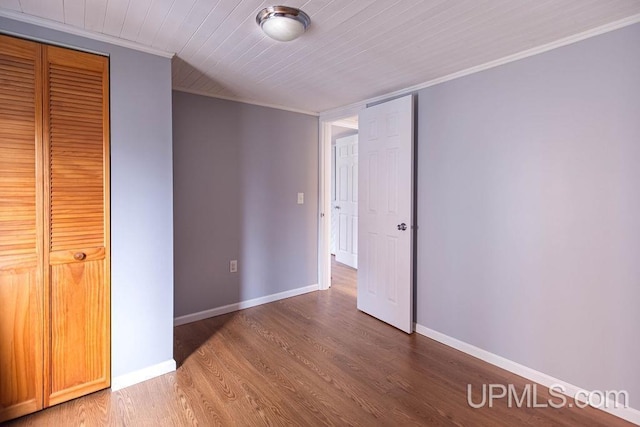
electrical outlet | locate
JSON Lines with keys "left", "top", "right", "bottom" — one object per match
{"left": 230, "top": 260, "right": 238, "bottom": 273}
{"left": 297, "top": 192, "right": 304, "bottom": 204}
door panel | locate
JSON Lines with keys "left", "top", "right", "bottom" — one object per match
{"left": 0, "top": 35, "right": 43, "bottom": 423}
{"left": 0, "top": 264, "right": 42, "bottom": 421}
{"left": 357, "top": 95, "right": 414, "bottom": 334}
{"left": 364, "top": 232, "right": 378, "bottom": 295}
{"left": 43, "top": 44, "right": 110, "bottom": 406}
{"left": 49, "top": 260, "right": 108, "bottom": 405}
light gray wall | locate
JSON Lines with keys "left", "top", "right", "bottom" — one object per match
{"left": 417, "top": 23, "right": 640, "bottom": 401}
{"left": 0, "top": 18, "right": 175, "bottom": 379}
{"left": 172, "top": 92, "right": 318, "bottom": 317}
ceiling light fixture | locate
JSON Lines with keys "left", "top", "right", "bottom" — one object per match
{"left": 256, "top": 6, "right": 311, "bottom": 42}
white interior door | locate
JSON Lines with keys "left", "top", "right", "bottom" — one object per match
{"left": 335, "top": 134, "right": 358, "bottom": 268}
{"left": 357, "top": 95, "right": 414, "bottom": 334}
{"left": 331, "top": 144, "right": 337, "bottom": 255}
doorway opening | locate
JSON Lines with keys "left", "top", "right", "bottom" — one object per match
{"left": 318, "top": 114, "right": 359, "bottom": 291}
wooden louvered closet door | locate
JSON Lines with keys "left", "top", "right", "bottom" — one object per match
{"left": 43, "top": 45, "right": 110, "bottom": 406}
{"left": 0, "top": 34, "right": 44, "bottom": 423}
{"left": 0, "top": 34, "right": 110, "bottom": 422}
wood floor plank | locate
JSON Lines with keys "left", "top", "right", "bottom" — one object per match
{"left": 4, "top": 257, "right": 634, "bottom": 426}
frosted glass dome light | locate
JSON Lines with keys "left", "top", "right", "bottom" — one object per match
{"left": 257, "top": 6, "right": 311, "bottom": 42}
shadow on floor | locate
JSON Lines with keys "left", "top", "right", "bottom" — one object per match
{"left": 173, "top": 312, "right": 236, "bottom": 368}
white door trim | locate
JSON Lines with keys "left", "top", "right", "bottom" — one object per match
{"left": 318, "top": 121, "right": 332, "bottom": 290}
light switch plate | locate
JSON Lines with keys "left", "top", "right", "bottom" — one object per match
{"left": 297, "top": 192, "right": 304, "bottom": 204}
{"left": 230, "top": 260, "right": 237, "bottom": 273}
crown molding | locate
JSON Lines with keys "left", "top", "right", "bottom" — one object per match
{"left": 0, "top": 8, "right": 174, "bottom": 59}
{"left": 173, "top": 87, "right": 319, "bottom": 117}
{"left": 320, "top": 13, "right": 640, "bottom": 120}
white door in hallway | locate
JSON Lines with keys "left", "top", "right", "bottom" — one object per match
{"left": 357, "top": 95, "right": 414, "bottom": 334}
{"left": 335, "top": 134, "right": 358, "bottom": 268}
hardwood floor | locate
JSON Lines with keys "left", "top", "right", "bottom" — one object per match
{"left": 4, "top": 258, "right": 632, "bottom": 426}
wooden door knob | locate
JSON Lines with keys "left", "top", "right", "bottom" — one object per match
{"left": 73, "top": 252, "right": 87, "bottom": 261}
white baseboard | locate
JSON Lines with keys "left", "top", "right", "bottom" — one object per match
{"left": 111, "top": 359, "right": 176, "bottom": 391}
{"left": 174, "top": 284, "right": 319, "bottom": 327}
{"left": 414, "top": 324, "right": 640, "bottom": 425}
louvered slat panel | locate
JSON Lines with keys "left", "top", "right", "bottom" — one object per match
{"left": 48, "top": 63, "right": 105, "bottom": 252}
{"left": 0, "top": 47, "right": 37, "bottom": 257}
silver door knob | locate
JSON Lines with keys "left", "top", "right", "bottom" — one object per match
{"left": 397, "top": 223, "right": 407, "bottom": 231}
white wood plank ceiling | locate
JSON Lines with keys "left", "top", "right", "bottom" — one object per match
{"left": 1, "top": 1, "right": 639, "bottom": 114}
